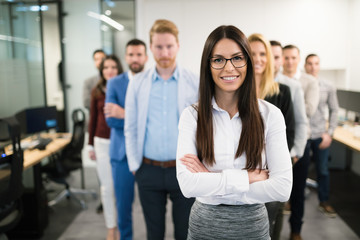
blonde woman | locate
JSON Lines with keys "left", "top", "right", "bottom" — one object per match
{"left": 249, "top": 33, "right": 295, "bottom": 240}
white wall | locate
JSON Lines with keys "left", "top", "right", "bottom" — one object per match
{"left": 63, "top": 0, "right": 102, "bottom": 120}
{"left": 114, "top": 29, "right": 135, "bottom": 72}
{"left": 348, "top": 0, "right": 360, "bottom": 90}
{"left": 60, "top": 0, "right": 360, "bottom": 166}
{"left": 136, "top": 0, "right": 359, "bottom": 90}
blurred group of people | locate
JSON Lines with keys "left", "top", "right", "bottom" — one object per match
{"left": 82, "top": 19, "right": 338, "bottom": 240}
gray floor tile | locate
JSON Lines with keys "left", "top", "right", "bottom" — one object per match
{"left": 44, "top": 167, "right": 359, "bottom": 240}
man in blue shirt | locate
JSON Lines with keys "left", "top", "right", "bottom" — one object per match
{"left": 125, "top": 19, "right": 198, "bottom": 240}
{"left": 104, "top": 39, "right": 148, "bottom": 240}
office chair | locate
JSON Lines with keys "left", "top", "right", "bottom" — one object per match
{"left": 0, "top": 117, "right": 24, "bottom": 238}
{"left": 43, "top": 109, "right": 97, "bottom": 209}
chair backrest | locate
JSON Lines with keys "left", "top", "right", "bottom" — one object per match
{"left": 62, "top": 109, "right": 86, "bottom": 159}
{"left": 0, "top": 116, "right": 24, "bottom": 209}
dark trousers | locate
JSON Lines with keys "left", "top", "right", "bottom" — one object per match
{"left": 289, "top": 140, "right": 311, "bottom": 234}
{"left": 135, "top": 162, "right": 195, "bottom": 240}
{"left": 265, "top": 201, "right": 284, "bottom": 240}
{"left": 310, "top": 137, "right": 330, "bottom": 202}
{"left": 111, "top": 158, "right": 135, "bottom": 240}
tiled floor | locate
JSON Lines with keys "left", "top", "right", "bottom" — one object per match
{"left": 40, "top": 167, "right": 359, "bottom": 240}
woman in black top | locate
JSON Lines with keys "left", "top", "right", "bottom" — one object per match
{"left": 249, "top": 33, "right": 295, "bottom": 150}
{"left": 249, "top": 33, "right": 295, "bottom": 240}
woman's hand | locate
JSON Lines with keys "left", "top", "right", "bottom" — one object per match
{"left": 248, "top": 169, "right": 269, "bottom": 184}
{"left": 89, "top": 150, "right": 96, "bottom": 161}
{"left": 180, "top": 154, "right": 209, "bottom": 173}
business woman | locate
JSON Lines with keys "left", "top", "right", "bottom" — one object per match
{"left": 176, "top": 25, "right": 292, "bottom": 239}
{"left": 88, "top": 55, "right": 123, "bottom": 240}
{"left": 249, "top": 33, "right": 295, "bottom": 239}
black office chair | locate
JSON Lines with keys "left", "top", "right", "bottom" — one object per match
{"left": 0, "top": 117, "right": 24, "bottom": 238}
{"left": 43, "top": 109, "right": 96, "bottom": 209}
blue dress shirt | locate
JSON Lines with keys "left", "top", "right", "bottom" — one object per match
{"left": 144, "top": 69, "right": 179, "bottom": 161}
{"left": 124, "top": 65, "right": 199, "bottom": 171}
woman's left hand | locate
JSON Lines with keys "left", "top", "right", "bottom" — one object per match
{"left": 180, "top": 154, "right": 209, "bottom": 173}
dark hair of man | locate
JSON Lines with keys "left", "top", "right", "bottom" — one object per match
{"left": 196, "top": 25, "right": 264, "bottom": 170}
{"left": 270, "top": 40, "right": 282, "bottom": 48}
{"left": 93, "top": 49, "right": 105, "bottom": 57}
{"left": 126, "top": 39, "right": 147, "bottom": 54}
{"left": 94, "top": 55, "right": 123, "bottom": 98}
{"left": 282, "top": 44, "right": 300, "bottom": 53}
{"left": 305, "top": 53, "right": 318, "bottom": 63}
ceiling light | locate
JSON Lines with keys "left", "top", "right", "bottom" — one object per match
{"left": 87, "top": 11, "right": 124, "bottom": 31}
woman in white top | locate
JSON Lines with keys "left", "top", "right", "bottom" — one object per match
{"left": 176, "top": 25, "right": 292, "bottom": 239}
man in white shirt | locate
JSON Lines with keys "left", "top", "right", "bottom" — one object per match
{"left": 271, "top": 41, "right": 308, "bottom": 163}
{"left": 281, "top": 44, "right": 319, "bottom": 240}
{"left": 270, "top": 41, "right": 308, "bottom": 240}
{"left": 305, "top": 54, "right": 339, "bottom": 218}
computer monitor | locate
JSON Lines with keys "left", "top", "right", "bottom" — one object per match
{"left": 15, "top": 106, "right": 58, "bottom": 135}
{"left": 0, "top": 121, "right": 10, "bottom": 142}
{"left": 337, "top": 89, "right": 360, "bottom": 114}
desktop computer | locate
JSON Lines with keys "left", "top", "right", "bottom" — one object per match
{"left": 15, "top": 106, "right": 58, "bottom": 135}
{"left": 5, "top": 106, "right": 58, "bottom": 238}
{"left": 15, "top": 106, "right": 58, "bottom": 150}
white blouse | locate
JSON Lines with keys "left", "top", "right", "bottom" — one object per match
{"left": 176, "top": 98, "right": 292, "bottom": 205}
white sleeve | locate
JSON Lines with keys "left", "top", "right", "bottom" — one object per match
{"left": 290, "top": 86, "right": 308, "bottom": 158}
{"left": 240, "top": 108, "right": 293, "bottom": 203}
{"left": 124, "top": 78, "right": 141, "bottom": 172}
{"left": 176, "top": 107, "right": 250, "bottom": 199}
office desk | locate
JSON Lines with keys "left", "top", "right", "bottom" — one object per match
{"left": 333, "top": 126, "right": 360, "bottom": 152}
{"left": 3, "top": 132, "right": 71, "bottom": 238}
{"left": 21, "top": 132, "right": 71, "bottom": 169}
{"left": 1, "top": 133, "right": 71, "bottom": 178}
{"left": 332, "top": 125, "right": 360, "bottom": 170}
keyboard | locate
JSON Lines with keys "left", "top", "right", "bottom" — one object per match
{"left": 32, "top": 138, "right": 52, "bottom": 150}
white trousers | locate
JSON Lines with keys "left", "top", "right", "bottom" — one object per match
{"left": 94, "top": 137, "right": 117, "bottom": 228}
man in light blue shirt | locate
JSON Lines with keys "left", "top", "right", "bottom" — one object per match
{"left": 125, "top": 19, "right": 198, "bottom": 240}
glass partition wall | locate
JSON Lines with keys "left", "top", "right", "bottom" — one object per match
{"left": 0, "top": 0, "right": 45, "bottom": 118}
{"left": 100, "top": 0, "right": 135, "bottom": 71}
{"left": 0, "top": 0, "right": 65, "bottom": 131}
{"left": 0, "top": 0, "right": 135, "bottom": 133}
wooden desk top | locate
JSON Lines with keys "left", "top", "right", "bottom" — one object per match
{"left": 22, "top": 132, "right": 71, "bottom": 170}
{"left": 333, "top": 126, "right": 360, "bottom": 152}
{"left": 3, "top": 132, "right": 71, "bottom": 170}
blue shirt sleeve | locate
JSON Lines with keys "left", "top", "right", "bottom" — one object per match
{"left": 105, "top": 76, "right": 125, "bottom": 129}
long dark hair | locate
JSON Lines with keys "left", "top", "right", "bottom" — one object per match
{"left": 94, "top": 54, "right": 123, "bottom": 97}
{"left": 196, "top": 25, "right": 264, "bottom": 170}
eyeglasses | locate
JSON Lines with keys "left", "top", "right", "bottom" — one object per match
{"left": 209, "top": 55, "right": 247, "bottom": 69}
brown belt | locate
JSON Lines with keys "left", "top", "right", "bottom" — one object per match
{"left": 143, "top": 157, "right": 176, "bottom": 168}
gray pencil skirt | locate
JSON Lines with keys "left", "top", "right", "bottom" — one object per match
{"left": 187, "top": 201, "right": 270, "bottom": 240}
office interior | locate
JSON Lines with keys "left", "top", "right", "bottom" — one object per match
{"left": 0, "top": 0, "right": 360, "bottom": 239}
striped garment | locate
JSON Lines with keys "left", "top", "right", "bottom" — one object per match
{"left": 310, "top": 79, "right": 339, "bottom": 139}
{"left": 187, "top": 201, "right": 270, "bottom": 240}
